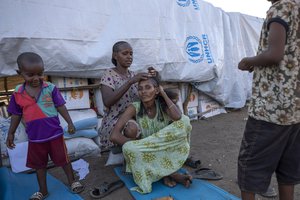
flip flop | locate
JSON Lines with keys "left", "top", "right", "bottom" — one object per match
{"left": 184, "top": 157, "right": 201, "bottom": 168}
{"left": 89, "top": 180, "right": 124, "bottom": 199}
{"left": 192, "top": 168, "right": 223, "bottom": 180}
{"left": 29, "top": 192, "right": 49, "bottom": 200}
{"left": 70, "top": 181, "right": 84, "bottom": 194}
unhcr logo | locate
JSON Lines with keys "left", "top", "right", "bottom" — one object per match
{"left": 185, "top": 36, "right": 204, "bottom": 63}
{"left": 202, "top": 34, "right": 214, "bottom": 64}
{"left": 176, "top": 0, "right": 200, "bottom": 10}
{"left": 185, "top": 34, "right": 214, "bottom": 64}
{"left": 176, "top": 0, "right": 190, "bottom": 7}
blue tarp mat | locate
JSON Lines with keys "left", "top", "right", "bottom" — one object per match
{"left": 0, "top": 167, "right": 83, "bottom": 200}
{"left": 114, "top": 166, "right": 240, "bottom": 200}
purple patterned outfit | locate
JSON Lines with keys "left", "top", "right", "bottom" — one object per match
{"left": 98, "top": 69, "right": 138, "bottom": 149}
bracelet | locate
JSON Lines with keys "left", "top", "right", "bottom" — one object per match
{"left": 168, "top": 104, "right": 176, "bottom": 109}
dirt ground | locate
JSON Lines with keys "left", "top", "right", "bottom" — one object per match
{"left": 49, "top": 107, "right": 300, "bottom": 200}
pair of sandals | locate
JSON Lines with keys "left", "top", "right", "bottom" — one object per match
{"left": 89, "top": 180, "right": 124, "bottom": 199}
{"left": 185, "top": 157, "right": 223, "bottom": 180}
{"left": 29, "top": 181, "right": 84, "bottom": 200}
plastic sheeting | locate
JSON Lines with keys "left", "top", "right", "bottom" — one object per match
{"left": 192, "top": 12, "right": 263, "bottom": 108}
{"left": 0, "top": 0, "right": 264, "bottom": 107}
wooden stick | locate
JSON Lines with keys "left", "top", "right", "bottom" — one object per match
{"left": 0, "top": 83, "right": 102, "bottom": 96}
{"left": 188, "top": 106, "right": 221, "bottom": 119}
{"left": 182, "top": 84, "right": 193, "bottom": 115}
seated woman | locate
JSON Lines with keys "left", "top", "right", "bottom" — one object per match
{"left": 98, "top": 41, "right": 156, "bottom": 150}
{"left": 110, "top": 77, "right": 192, "bottom": 194}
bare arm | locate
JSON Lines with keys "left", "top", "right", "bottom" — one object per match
{"left": 56, "top": 105, "right": 75, "bottom": 134}
{"left": 101, "top": 73, "right": 149, "bottom": 108}
{"left": 6, "top": 114, "right": 22, "bottom": 149}
{"left": 110, "top": 105, "right": 136, "bottom": 146}
{"left": 159, "top": 86, "right": 182, "bottom": 121}
{"left": 238, "top": 22, "right": 286, "bottom": 71}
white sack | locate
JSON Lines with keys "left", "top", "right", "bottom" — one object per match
{"left": 65, "top": 137, "right": 100, "bottom": 159}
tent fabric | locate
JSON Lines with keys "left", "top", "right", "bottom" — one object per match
{"left": 0, "top": 0, "right": 263, "bottom": 107}
{"left": 114, "top": 166, "right": 240, "bottom": 200}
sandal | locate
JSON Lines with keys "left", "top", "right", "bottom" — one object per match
{"left": 89, "top": 180, "right": 124, "bottom": 199}
{"left": 29, "top": 192, "right": 49, "bottom": 200}
{"left": 192, "top": 168, "right": 223, "bottom": 180}
{"left": 184, "top": 157, "right": 201, "bottom": 169}
{"left": 70, "top": 181, "right": 84, "bottom": 194}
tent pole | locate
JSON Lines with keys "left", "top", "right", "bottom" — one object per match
{"left": 0, "top": 142, "right": 2, "bottom": 167}
{"left": 4, "top": 77, "right": 9, "bottom": 103}
{"left": 182, "top": 84, "right": 193, "bottom": 115}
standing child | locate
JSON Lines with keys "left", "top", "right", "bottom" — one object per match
{"left": 6, "top": 52, "right": 84, "bottom": 200}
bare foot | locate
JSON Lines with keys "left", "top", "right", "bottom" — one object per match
{"left": 163, "top": 176, "right": 176, "bottom": 187}
{"left": 170, "top": 173, "right": 192, "bottom": 188}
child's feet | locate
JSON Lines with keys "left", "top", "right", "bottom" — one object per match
{"left": 29, "top": 192, "right": 49, "bottom": 200}
{"left": 70, "top": 181, "right": 84, "bottom": 194}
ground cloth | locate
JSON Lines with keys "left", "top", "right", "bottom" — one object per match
{"left": 114, "top": 166, "right": 240, "bottom": 200}
{"left": 0, "top": 167, "right": 83, "bottom": 200}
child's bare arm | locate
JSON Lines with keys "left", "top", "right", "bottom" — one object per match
{"left": 56, "top": 105, "right": 75, "bottom": 134}
{"left": 6, "top": 114, "right": 22, "bottom": 149}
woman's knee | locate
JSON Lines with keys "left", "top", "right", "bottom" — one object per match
{"left": 122, "top": 142, "right": 136, "bottom": 154}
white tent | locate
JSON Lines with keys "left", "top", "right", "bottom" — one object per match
{"left": 0, "top": 0, "right": 263, "bottom": 108}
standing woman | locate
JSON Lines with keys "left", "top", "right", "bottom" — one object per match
{"left": 99, "top": 41, "right": 152, "bottom": 150}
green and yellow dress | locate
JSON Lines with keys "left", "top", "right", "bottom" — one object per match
{"left": 122, "top": 101, "right": 192, "bottom": 194}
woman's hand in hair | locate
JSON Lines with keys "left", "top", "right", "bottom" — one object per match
{"left": 129, "top": 73, "right": 149, "bottom": 84}
{"left": 147, "top": 66, "right": 157, "bottom": 77}
{"left": 158, "top": 85, "right": 181, "bottom": 120}
{"left": 158, "top": 85, "right": 167, "bottom": 96}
